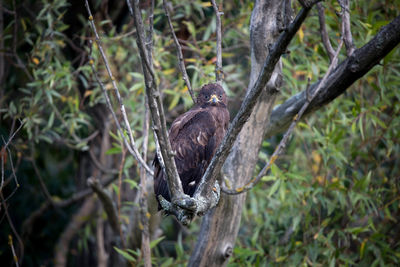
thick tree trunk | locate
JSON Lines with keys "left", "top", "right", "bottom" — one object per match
{"left": 188, "top": 1, "right": 291, "bottom": 266}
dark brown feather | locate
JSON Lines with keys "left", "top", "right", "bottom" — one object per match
{"left": 153, "top": 83, "right": 229, "bottom": 210}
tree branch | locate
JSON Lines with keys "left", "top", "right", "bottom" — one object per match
{"left": 162, "top": 0, "right": 195, "bottom": 103}
{"left": 0, "top": 120, "right": 23, "bottom": 191}
{"left": 265, "top": 14, "right": 400, "bottom": 139}
{"left": 84, "top": 0, "right": 153, "bottom": 175}
{"left": 211, "top": 0, "right": 223, "bottom": 82}
{"left": 338, "top": 0, "right": 355, "bottom": 56}
{"left": 87, "top": 177, "right": 121, "bottom": 235}
{"left": 317, "top": 2, "right": 335, "bottom": 62}
{"left": 139, "top": 2, "right": 154, "bottom": 266}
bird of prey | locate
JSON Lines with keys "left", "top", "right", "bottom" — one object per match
{"left": 153, "top": 83, "right": 230, "bottom": 210}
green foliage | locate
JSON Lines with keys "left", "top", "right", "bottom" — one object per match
{"left": 233, "top": 1, "right": 400, "bottom": 266}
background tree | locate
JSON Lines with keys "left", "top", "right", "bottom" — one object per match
{"left": 1, "top": 0, "right": 399, "bottom": 266}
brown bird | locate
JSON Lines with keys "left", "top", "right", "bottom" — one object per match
{"left": 153, "top": 83, "right": 230, "bottom": 210}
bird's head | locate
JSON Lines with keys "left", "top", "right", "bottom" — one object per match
{"left": 197, "top": 83, "right": 228, "bottom": 108}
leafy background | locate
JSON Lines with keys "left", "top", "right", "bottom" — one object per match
{"left": 0, "top": 0, "right": 399, "bottom": 266}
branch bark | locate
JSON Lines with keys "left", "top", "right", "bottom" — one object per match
{"left": 338, "top": 0, "right": 355, "bottom": 56}
{"left": 87, "top": 177, "right": 121, "bottom": 235}
{"left": 211, "top": 0, "right": 223, "bottom": 82}
{"left": 317, "top": 2, "right": 335, "bottom": 62}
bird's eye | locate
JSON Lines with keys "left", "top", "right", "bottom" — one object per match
{"left": 219, "top": 95, "right": 222, "bottom": 99}
{"left": 205, "top": 95, "right": 209, "bottom": 99}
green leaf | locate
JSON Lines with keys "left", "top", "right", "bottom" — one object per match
{"left": 358, "top": 115, "right": 364, "bottom": 140}
{"left": 114, "top": 247, "right": 136, "bottom": 262}
{"left": 268, "top": 179, "right": 281, "bottom": 198}
{"left": 124, "top": 179, "right": 138, "bottom": 189}
{"left": 106, "top": 147, "right": 122, "bottom": 155}
{"left": 150, "top": 236, "right": 165, "bottom": 249}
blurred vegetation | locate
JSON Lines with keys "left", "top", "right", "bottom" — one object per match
{"left": 0, "top": 0, "right": 399, "bottom": 266}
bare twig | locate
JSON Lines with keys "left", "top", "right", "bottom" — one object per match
{"left": 0, "top": 120, "right": 23, "bottom": 191}
{"left": 84, "top": 0, "right": 153, "bottom": 175}
{"left": 222, "top": 39, "right": 343, "bottom": 195}
{"left": 338, "top": 0, "right": 355, "bottom": 56}
{"left": 317, "top": 2, "right": 335, "bottom": 62}
{"left": 8, "top": 235, "right": 20, "bottom": 267}
{"left": 0, "top": 191, "right": 24, "bottom": 265}
{"left": 1, "top": 153, "right": 21, "bottom": 203}
{"left": 211, "top": 0, "right": 223, "bottom": 82}
{"left": 162, "top": 0, "right": 195, "bottom": 103}
{"left": 116, "top": 146, "right": 126, "bottom": 240}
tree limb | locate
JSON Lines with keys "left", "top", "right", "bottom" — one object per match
{"left": 317, "top": 2, "right": 335, "bottom": 62}
{"left": 162, "top": 0, "right": 196, "bottom": 103}
{"left": 211, "top": 0, "right": 223, "bottom": 82}
{"left": 87, "top": 177, "right": 121, "bottom": 235}
{"left": 338, "top": 0, "right": 355, "bottom": 56}
{"left": 265, "top": 14, "right": 400, "bottom": 139}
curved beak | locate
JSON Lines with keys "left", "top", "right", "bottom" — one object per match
{"left": 208, "top": 94, "right": 219, "bottom": 104}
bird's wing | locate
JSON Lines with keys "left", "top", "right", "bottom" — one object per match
{"left": 170, "top": 109, "right": 217, "bottom": 168}
{"left": 153, "top": 109, "right": 218, "bottom": 202}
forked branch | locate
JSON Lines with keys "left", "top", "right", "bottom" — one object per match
{"left": 338, "top": 0, "right": 355, "bottom": 56}
{"left": 317, "top": 2, "right": 335, "bottom": 62}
